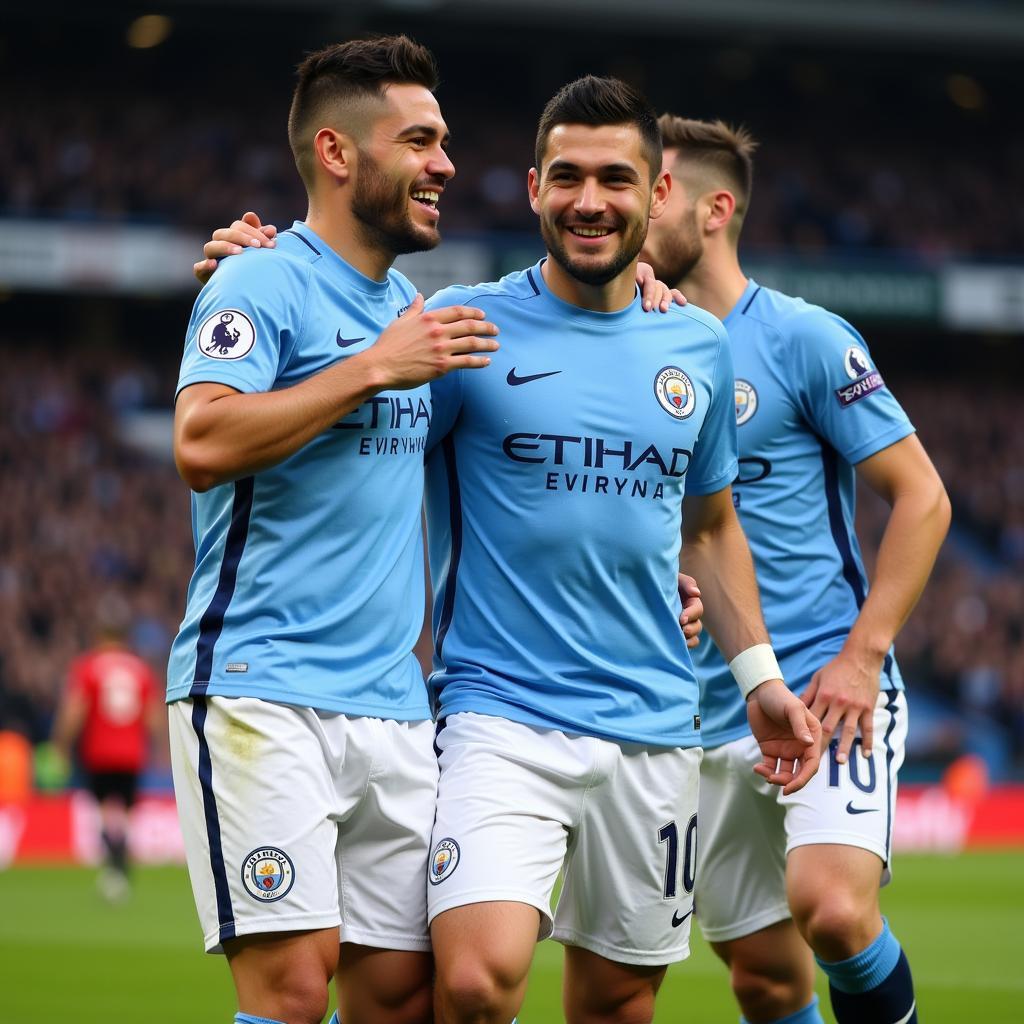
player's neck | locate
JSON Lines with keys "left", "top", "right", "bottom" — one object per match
{"left": 541, "top": 256, "right": 637, "bottom": 313}
{"left": 304, "top": 204, "right": 395, "bottom": 282}
{"left": 678, "top": 249, "right": 747, "bottom": 322}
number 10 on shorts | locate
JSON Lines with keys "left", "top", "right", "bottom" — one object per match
{"left": 658, "top": 814, "right": 697, "bottom": 900}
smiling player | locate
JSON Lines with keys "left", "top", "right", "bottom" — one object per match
{"left": 167, "top": 36, "right": 500, "bottom": 1024}
{"left": 419, "top": 77, "right": 821, "bottom": 1024}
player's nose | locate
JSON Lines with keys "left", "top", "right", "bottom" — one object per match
{"left": 574, "top": 178, "right": 605, "bottom": 216}
{"left": 428, "top": 145, "right": 455, "bottom": 181}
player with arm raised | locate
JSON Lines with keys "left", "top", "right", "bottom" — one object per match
{"left": 417, "top": 78, "right": 819, "bottom": 1024}
{"left": 641, "top": 116, "right": 950, "bottom": 1024}
{"left": 167, "top": 36, "right": 499, "bottom": 1024}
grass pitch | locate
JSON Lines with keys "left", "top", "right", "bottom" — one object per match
{"left": 2, "top": 852, "right": 1019, "bottom": 1022}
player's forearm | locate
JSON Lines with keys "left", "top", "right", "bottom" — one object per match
{"left": 681, "top": 513, "right": 770, "bottom": 662}
{"left": 175, "top": 353, "right": 388, "bottom": 491}
{"left": 845, "top": 480, "right": 951, "bottom": 660}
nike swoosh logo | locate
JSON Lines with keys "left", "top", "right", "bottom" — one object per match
{"left": 507, "top": 367, "right": 561, "bottom": 386}
{"left": 336, "top": 331, "right": 366, "bottom": 348}
{"left": 846, "top": 802, "right": 878, "bottom": 815}
{"left": 671, "top": 908, "right": 693, "bottom": 928}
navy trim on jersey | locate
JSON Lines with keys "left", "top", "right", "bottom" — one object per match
{"left": 191, "top": 696, "right": 236, "bottom": 943}
{"left": 283, "top": 228, "right": 321, "bottom": 256}
{"left": 525, "top": 267, "right": 541, "bottom": 296}
{"left": 740, "top": 285, "right": 762, "bottom": 315}
{"left": 819, "top": 443, "right": 867, "bottom": 607}
{"left": 434, "top": 437, "right": 463, "bottom": 660}
{"left": 882, "top": 692, "right": 900, "bottom": 864}
{"left": 192, "top": 477, "right": 255, "bottom": 689}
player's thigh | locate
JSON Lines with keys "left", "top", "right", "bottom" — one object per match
{"left": 553, "top": 742, "right": 701, "bottom": 968}
{"left": 225, "top": 926, "right": 339, "bottom": 1023}
{"left": 563, "top": 945, "right": 666, "bottom": 1024}
{"left": 694, "top": 736, "right": 789, "bottom": 945}
{"left": 427, "top": 713, "right": 577, "bottom": 939}
{"left": 782, "top": 690, "right": 908, "bottom": 883}
{"left": 336, "top": 944, "right": 433, "bottom": 1024}
{"left": 169, "top": 696, "right": 342, "bottom": 952}
{"left": 335, "top": 717, "right": 438, "bottom": 954}
{"left": 786, "top": 843, "right": 883, "bottom": 936}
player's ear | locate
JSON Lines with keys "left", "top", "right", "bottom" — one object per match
{"left": 527, "top": 167, "right": 542, "bottom": 216}
{"left": 313, "top": 127, "right": 356, "bottom": 185}
{"left": 704, "top": 189, "right": 736, "bottom": 235}
{"left": 649, "top": 169, "right": 671, "bottom": 221}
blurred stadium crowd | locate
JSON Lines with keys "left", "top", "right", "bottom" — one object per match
{"left": 2, "top": 92, "right": 1023, "bottom": 256}
{"left": 0, "top": 345, "right": 1021, "bottom": 770}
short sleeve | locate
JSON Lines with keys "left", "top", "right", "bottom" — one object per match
{"left": 687, "top": 329, "right": 739, "bottom": 495}
{"left": 176, "top": 251, "right": 308, "bottom": 400}
{"left": 791, "top": 310, "right": 914, "bottom": 465}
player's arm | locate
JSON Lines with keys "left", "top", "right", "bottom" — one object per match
{"left": 175, "top": 295, "right": 499, "bottom": 492}
{"left": 51, "top": 686, "right": 87, "bottom": 763}
{"left": 804, "top": 434, "right": 950, "bottom": 761}
{"left": 681, "top": 486, "right": 822, "bottom": 793}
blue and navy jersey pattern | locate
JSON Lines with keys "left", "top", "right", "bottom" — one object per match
{"left": 167, "top": 222, "right": 431, "bottom": 720}
{"left": 693, "top": 280, "right": 915, "bottom": 748}
{"left": 424, "top": 261, "right": 737, "bottom": 748}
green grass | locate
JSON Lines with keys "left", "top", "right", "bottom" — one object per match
{"left": 1, "top": 852, "right": 1020, "bottom": 1022}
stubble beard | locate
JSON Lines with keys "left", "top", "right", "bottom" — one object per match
{"left": 351, "top": 149, "right": 440, "bottom": 257}
{"left": 541, "top": 211, "right": 649, "bottom": 288}
{"left": 645, "top": 207, "right": 704, "bottom": 288}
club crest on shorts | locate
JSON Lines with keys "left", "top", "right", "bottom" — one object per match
{"left": 734, "top": 379, "right": 758, "bottom": 425}
{"left": 843, "top": 345, "right": 872, "bottom": 380}
{"left": 428, "top": 838, "right": 460, "bottom": 885}
{"left": 241, "top": 847, "right": 295, "bottom": 902}
{"left": 197, "top": 308, "right": 256, "bottom": 360}
{"left": 654, "top": 366, "right": 696, "bottom": 420}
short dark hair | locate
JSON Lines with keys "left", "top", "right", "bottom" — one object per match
{"left": 535, "top": 75, "right": 662, "bottom": 182}
{"left": 657, "top": 115, "right": 758, "bottom": 219}
{"left": 288, "top": 35, "right": 439, "bottom": 189}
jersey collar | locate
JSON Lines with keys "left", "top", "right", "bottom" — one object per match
{"left": 724, "top": 278, "right": 760, "bottom": 327}
{"left": 288, "top": 221, "right": 392, "bottom": 297}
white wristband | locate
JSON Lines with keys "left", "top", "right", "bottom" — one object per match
{"left": 729, "top": 644, "right": 782, "bottom": 699}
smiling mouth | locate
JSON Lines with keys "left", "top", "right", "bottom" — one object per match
{"left": 566, "top": 225, "right": 614, "bottom": 238}
{"left": 411, "top": 189, "right": 440, "bottom": 210}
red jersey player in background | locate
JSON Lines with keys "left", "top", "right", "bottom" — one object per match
{"left": 52, "top": 623, "right": 163, "bottom": 900}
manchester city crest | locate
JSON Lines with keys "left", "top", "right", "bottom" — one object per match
{"left": 734, "top": 379, "right": 758, "bottom": 425}
{"left": 197, "top": 308, "right": 257, "bottom": 360}
{"left": 844, "top": 345, "right": 872, "bottom": 380}
{"left": 654, "top": 366, "right": 696, "bottom": 420}
{"left": 428, "top": 837, "right": 461, "bottom": 885}
{"left": 241, "top": 847, "right": 295, "bottom": 902}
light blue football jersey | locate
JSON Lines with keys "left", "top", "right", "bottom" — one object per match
{"left": 692, "top": 279, "right": 914, "bottom": 748}
{"left": 423, "top": 260, "right": 737, "bottom": 748}
{"left": 167, "top": 222, "right": 431, "bottom": 720}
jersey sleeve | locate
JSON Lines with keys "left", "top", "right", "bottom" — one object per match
{"left": 176, "top": 251, "right": 308, "bottom": 400}
{"left": 791, "top": 309, "right": 914, "bottom": 465}
{"left": 686, "top": 328, "right": 739, "bottom": 495}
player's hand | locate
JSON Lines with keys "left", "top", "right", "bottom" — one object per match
{"left": 747, "top": 679, "right": 822, "bottom": 795}
{"left": 193, "top": 211, "right": 278, "bottom": 285}
{"left": 677, "top": 573, "right": 703, "bottom": 648}
{"left": 636, "top": 262, "right": 686, "bottom": 312}
{"left": 354, "top": 294, "right": 500, "bottom": 388}
{"left": 802, "top": 648, "right": 881, "bottom": 764}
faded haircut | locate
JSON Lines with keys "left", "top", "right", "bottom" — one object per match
{"left": 288, "top": 34, "right": 439, "bottom": 190}
{"left": 536, "top": 75, "right": 662, "bottom": 182}
{"left": 657, "top": 115, "right": 758, "bottom": 222}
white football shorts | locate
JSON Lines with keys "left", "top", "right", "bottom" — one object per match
{"left": 695, "top": 690, "right": 908, "bottom": 943}
{"left": 169, "top": 696, "right": 438, "bottom": 953}
{"left": 426, "top": 712, "right": 702, "bottom": 967}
